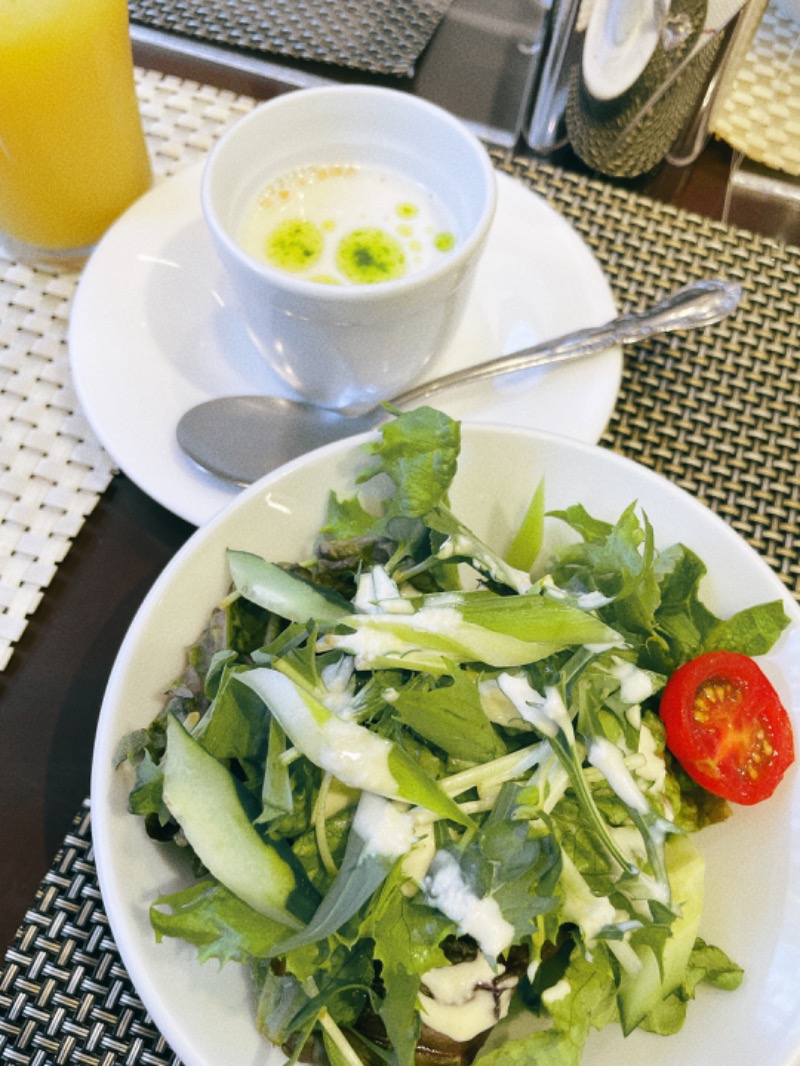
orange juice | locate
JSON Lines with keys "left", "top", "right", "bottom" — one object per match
{"left": 0, "top": 0, "right": 152, "bottom": 260}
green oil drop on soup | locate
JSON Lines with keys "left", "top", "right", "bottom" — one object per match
{"left": 265, "top": 219, "right": 324, "bottom": 273}
{"left": 336, "top": 228, "right": 406, "bottom": 284}
{"left": 238, "top": 163, "right": 459, "bottom": 285}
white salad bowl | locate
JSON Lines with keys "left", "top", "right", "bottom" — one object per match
{"left": 91, "top": 423, "right": 800, "bottom": 1066}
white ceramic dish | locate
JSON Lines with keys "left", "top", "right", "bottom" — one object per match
{"left": 202, "top": 86, "right": 498, "bottom": 409}
{"left": 91, "top": 423, "right": 800, "bottom": 1066}
{"left": 68, "top": 163, "right": 622, "bottom": 527}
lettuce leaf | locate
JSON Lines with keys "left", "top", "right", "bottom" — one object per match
{"left": 358, "top": 405, "right": 460, "bottom": 518}
{"left": 150, "top": 879, "right": 289, "bottom": 964}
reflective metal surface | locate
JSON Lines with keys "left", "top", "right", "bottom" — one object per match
{"left": 176, "top": 280, "right": 742, "bottom": 486}
{"left": 131, "top": 0, "right": 551, "bottom": 146}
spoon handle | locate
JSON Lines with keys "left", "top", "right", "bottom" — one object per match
{"left": 388, "top": 278, "right": 742, "bottom": 410}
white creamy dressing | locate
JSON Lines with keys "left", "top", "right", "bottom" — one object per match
{"left": 353, "top": 566, "right": 414, "bottom": 615}
{"left": 584, "top": 640, "right": 626, "bottom": 653}
{"left": 405, "top": 606, "right": 465, "bottom": 634}
{"left": 436, "top": 533, "right": 476, "bottom": 561}
{"left": 497, "top": 674, "right": 575, "bottom": 744}
{"left": 587, "top": 735, "right": 650, "bottom": 816}
{"left": 477, "top": 678, "right": 528, "bottom": 730}
{"left": 625, "top": 702, "right": 642, "bottom": 729}
{"left": 400, "top": 818, "right": 436, "bottom": 893}
{"left": 541, "top": 978, "right": 571, "bottom": 1005}
{"left": 419, "top": 954, "right": 518, "bottom": 1043}
{"left": 319, "top": 625, "right": 402, "bottom": 669}
{"left": 318, "top": 656, "right": 356, "bottom": 717}
{"left": 611, "top": 656, "right": 655, "bottom": 704}
{"left": 423, "top": 850, "right": 515, "bottom": 960}
{"left": 540, "top": 574, "right": 613, "bottom": 611}
{"left": 319, "top": 656, "right": 354, "bottom": 694}
{"left": 352, "top": 792, "right": 416, "bottom": 859}
{"left": 436, "top": 535, "right": 533, "bottom": 594}
{"left": 318, "top": 716, "right": 399, "bottom": 795}
{"left": 320, "top": 603, "right": 465, "bottom": 669}
{"left": 631, "top": 721, "right": 667, "bottom": 794}
{"left": 575, "top": 590, "right": 614, "bottom": 610}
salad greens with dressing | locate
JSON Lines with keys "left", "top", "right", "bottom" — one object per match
{"left": 118, "top": 407, "right": 791, "bottom": 1066}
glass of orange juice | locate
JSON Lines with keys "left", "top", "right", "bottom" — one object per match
{"left": 0, "top": 0, "right": 153, "bottom": 269}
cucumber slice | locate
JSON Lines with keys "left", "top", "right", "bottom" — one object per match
{"left": 162, "top": 714, "right": 316, "bottom": 928}
{"left": 617, "top": 834, "right": 704, "bottom": 1034}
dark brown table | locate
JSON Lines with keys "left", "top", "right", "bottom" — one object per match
{"left": 1, "top": 29, "right": 799, "bottom": 960}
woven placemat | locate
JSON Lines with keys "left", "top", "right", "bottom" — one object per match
{"left": 711, "top": 0, "right": 800, "bottom": 175}
{"left": 1, "top": 121, "right": 799, "bottom": 1061}
{"left": 0, "top": 70, "right": 258, "bottom": 673}
{"left": 503, "top": 151, "right": 800, "bottom": 595}
{"left": 128, "top": 0, "right": 453, "bottom": 77}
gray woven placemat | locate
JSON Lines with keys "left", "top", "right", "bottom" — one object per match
{"left": 1, "top": 148, "right": 798, "bottom": 1065}
{"left": 128, "top": 0, "right": 453, "bottom": 77}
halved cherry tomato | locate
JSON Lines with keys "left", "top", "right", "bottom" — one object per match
{"left": 660, "top": 650, "right": 794, "bottom": 805}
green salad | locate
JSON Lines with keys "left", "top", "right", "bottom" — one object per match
{"left": 118, "top": 407, "right": 791, "bottom": 1066}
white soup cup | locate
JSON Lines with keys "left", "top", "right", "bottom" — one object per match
{"left": 201, "top": 85, "right": 497, "bottom": 411}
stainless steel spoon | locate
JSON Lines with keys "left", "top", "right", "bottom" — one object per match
{"left": 177, "top": 278, "right": 741, "bottom": 487}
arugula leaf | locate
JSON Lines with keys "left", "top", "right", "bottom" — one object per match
{"left": 547, "top": 505, "right": 790, "bottom": 682}
{"left": 388, "top": 668, "right": 507, "bottom": 763}
{"left": 652, "top": 544, "right": 789, "bottom": 669}
{"left": 446, "top": 783, "right": 562, "bottom": 944}
{"left": 321, "top": 490, "right": 381, "bottom": 540}
{"left": 498, "top": 674, "right": 639, "bottom": 884}
{"left": 282, "top": 939, "right": 376, "bottom": 1036}
{"left": 548, "top": 502, "right": 656, "bottom": 607}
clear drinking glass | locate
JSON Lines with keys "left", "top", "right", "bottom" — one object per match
{"left": 0, "top": 0, "right": 153, "bottom": 270}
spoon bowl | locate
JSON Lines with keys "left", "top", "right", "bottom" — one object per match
{"left": 177, "top": 278, "right": 742, "bottom": 487}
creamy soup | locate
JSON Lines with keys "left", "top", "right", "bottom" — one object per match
{"left": 237, "top": 162, "right": 458, "bottom": 285}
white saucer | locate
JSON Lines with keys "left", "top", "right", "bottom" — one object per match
{"left": 68, "top": 162, "right": 622, "bottom": 527}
